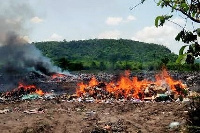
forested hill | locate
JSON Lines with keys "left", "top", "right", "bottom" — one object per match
{"left": 33, "top": 39, "right": 177, "bottom": 70}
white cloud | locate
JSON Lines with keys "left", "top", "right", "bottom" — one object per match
{"left": 98, "top": 30, "right": 121, "bottom": 39}
{"left": 105, "top": 15, "right": 136, "bottom": 26}
{"left": 106, "top": 17, "right": 123, "bottom": 26}
{"left": 30, "top": 17, "right": 43, "bottom": 24}
{"left": 127, "top": 15, "right": 136, "bottom": 21}
{"left": 132, "top": 21, "right": 184, "bottom": 54}
{"left": 47, "top": 33, "right": 63, "bottom": 41}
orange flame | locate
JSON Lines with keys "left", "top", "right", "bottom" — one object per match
{"left": 76, "top": 68, "right": 187, "bottom": 99}
{"left": 76, "top": 77, "right": 98, "bottom": 97}
{"left": 51, "top": 73, "right": 65, "bottom": 79}
{"left": 35, "top": 89, "right": 44, "bottom": 95}
{"left": 6, "top": 82, "right": 45, "bottom": 96}
{"left": 155, "top": 68, "right": 186, "bottom": 94}
{"left": 89, "top": 77, "right": 98, "bottom": 86}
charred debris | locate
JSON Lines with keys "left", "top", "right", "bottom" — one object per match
{"left": 0, "top": 69, "right": 199, "bottom": 104}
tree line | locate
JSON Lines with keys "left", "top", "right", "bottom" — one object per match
{"left": 33, "top": 39, "right": 199, "bottom": 71}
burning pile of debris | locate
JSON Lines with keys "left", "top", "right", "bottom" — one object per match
{"left": 0, "top": 71, "right": 78, "bottom": 102}
{"left": 1, "top": 69, "right": 199, "bottom": 103}
{"left": 76, "top": 69, "right": 190, "bottom": 102}
{"left": 0, "top": 82, "right": 60, "bottom": 102}
{"left": 1, "top": 82, "right": 45, "bottom": 101}
{"left": 49, "top": 73, "right": 77, "bottom": 82}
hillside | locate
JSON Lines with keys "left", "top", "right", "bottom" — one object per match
{"left": 33, "top": 39, "right": 177, "bottom": 70}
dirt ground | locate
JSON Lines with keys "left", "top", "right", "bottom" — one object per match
{"left": 0, "top": 99, "right": 190, "bottom": 133}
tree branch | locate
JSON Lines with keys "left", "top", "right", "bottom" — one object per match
{"left": 167, "top": 19, "right": 185, "bottom": 29}
{"left": 130, "top": 2, "right": 143, "bottom": 10}
{"left": 167, "top": 2, "right": 200, "bottom": 23}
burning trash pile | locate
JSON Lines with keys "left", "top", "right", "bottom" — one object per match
{"left": 1, "top": 69, "right": 198, "bottom": 103}
{"left": 51, "top": 73, "right": 66, "bottom": 82}
{"left": 1, "top": 83, "right": 45, "bottom": 101}
{"left": 49, "top": 73, "right": 77, "bottom": 82}
{"left": 0, "top": 72, "right": 75, "bottom": 102}
{"left": 76, "top": 69, "right": 189, "bottom": 102}
{"left": 0, "top": 81, "right": 59, "bottom": 102}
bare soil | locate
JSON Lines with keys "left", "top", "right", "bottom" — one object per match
{"left": 0, "top": 99, "right": 190, "bottom": 133}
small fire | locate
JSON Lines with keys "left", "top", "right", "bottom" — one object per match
{"left": 76, "top": 69, "right": 187, "bottom": 100}
{"left": 35, "top": 89, "right": 45, "bottom": 96}
{"left": 155, "top": 68, "right": 186, "bottom": 94}
{"left": 6, "top": 82, "right": 44, "bottom": 97}
{"left": 51, "top": 73, "right": 65, "bottom": 79}
{"left": 76, "top": 77, "right": 98, "bottom": 96}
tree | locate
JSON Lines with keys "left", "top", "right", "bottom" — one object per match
{"left": 99, "top": 61, "right": 107, "bottom": 70}
{"left": 109, "top": 53, "right": 120, "bottom": 69}
{"left": 91, "top": 61, "right": 98, "bottom": 70}
{"left": 161, "top": 56, "right": 170, "bottom": 65}
{"left": 54, "top": 57, "right": 70, "bottom": 71}
{"left": 133, "top": 0, "right": 200, "bottom": 64}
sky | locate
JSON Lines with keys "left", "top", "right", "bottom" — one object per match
{"left": 2, "top": 0, "right": 199, "bottom": 54}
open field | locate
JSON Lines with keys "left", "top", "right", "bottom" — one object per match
{"left": 0, "top": 99, "right": 191, "bottom": 133}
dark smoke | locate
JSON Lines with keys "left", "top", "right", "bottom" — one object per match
{"left": 0, "top": 1, "right": 64, "bottom": 75}
{"left": 0, "top": 1, "right": 67, "bottom": 91}
{"left": 0, "top": 32, "right": 62, "bottom": 75}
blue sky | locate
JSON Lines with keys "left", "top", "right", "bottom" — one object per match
{"left": 2, "top": 0, "right": 199, "bottom": 54}
{"left": 29, "top": 0, "right": 167, "bottom": 40}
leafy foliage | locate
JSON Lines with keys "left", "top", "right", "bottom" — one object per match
{"left": 34, "top": 39, "right": 178, "bottom": 71}
{"left": 155, "top": 15, "right": 172, "bottom": 27}
{"left": 139, "top": 0, "right": 200, "bottom": 64}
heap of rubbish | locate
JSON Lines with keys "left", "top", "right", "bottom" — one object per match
{"left": 1, "top": 69, "right": 200, "bottom": 103}
{"left": 75, "top": 69, "right": 198, "bottom": 102}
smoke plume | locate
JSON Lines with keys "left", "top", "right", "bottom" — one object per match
{"left": 0, "top": 1, "right": 62, "bottom": 75}
{"left": 0, "top": 1, "right": 67, "bottom": 91}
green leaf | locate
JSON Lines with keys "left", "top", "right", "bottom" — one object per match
{"left": 141, "top": 0, "right": 146, "bottom": 4}
{"left": 175, "top": 33, "right": 181, "bottom": 41}
{"left": 157, "top": 0, "right": 162, "bottom": 6}
{"left": 155, "top": 15, "right": 172, "bottom": 27}
{"left": 196, "top": 28, "right": 200, "bottom": 37}
{"left": 155, "top": 16, "right": 160, "bottom": 27}
{"left": 159, "top": 16, "right": 165, "bottom": 26}
{"left": 192, "top": 12, "right": 196, "bottom": 17}
{"left": 161, "top": 2, "right": 165, "bottom": 8}
{"left": 172, "top": 4, "right": 177, "bottom": 11}
{"left": 164, "top": 15, "right": 173, "bottom": 20}
{"left": 179, "top": 45, "right": 188, "bottom": 55}
{"left": 176, "top": 54, "right": 187, "bottom": 64}
{"left": 180, "top": 3, "right": 189, "bottom": 12}
{"left": 188, "top": 45, "right": 194, "bottom": 54}
{"left": 175, "top": 30, "right": 185, "bottom": 42}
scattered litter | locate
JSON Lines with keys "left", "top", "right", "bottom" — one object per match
{"left": 0, "top": 97, "right": 4, "bottom": 103}
{"left": 104, "top": 125, "right": 111, "bottom": 130}
{"left": 85, "top": 111, "right": 96, "bottom": 116}
{"left": 155, "top": 94, "right": 169, "bottom": 101}
{"left": 0, "top": 70, "right": 200, "bottom": 104}
{"left": 22, "top": 94, "right": 41, "bottom": 100}
{"left": 85, "top": 97, "right": 94, "bottom": 103}
{"left": 169, "top": 122, "right": 180, "bottom": 129}
{"left": 0, "top": 109, "right": 10, "bottom": 114}
{"left": 24, "top": 108, "right": 45, "bottom": 114}
{"left": 44, "top": 93, "right": 56, "bottom": 100}
{"left": 182, "top": 98, "right": 190, "bottom": 102}
{"left": 77, "top": 97, "right": 82, "bottom": 102}
{"left": 75, "top": 70, "right": 189, "bottom": 102}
